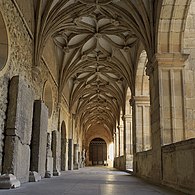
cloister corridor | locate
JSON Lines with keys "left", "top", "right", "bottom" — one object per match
{"left": 0, "top": 167, "right": 182, "bottom": 195}
{"left": 0, "top": 0, "right": 195, "bottom": 194}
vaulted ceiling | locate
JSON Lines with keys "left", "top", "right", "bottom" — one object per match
{"left": 34, "top": 0, "right": 160, "bottom": 134}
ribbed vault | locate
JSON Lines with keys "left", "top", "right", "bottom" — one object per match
{"left": 34, "top": 0, "right": 158, "bottom": 135}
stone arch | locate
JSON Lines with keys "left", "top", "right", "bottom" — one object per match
{"left": 61, "top": 121, "right": 67, "bottom": 171}
{"left": 135, "top": 51, "right": 149, "bottom": 96}
{"left": 0, "top": 10, "right": 8, "bottom": 71}
{"left": 85, "top": 128, "right": 112, "bottom": 166}
{"left": 42, "top": 81, "right": 53, "bottom": 118}
{"left": 157, "top": 0, "right": 191, "bottom": 53}
{"left": 87, "top": 135, "right": 110, "bottom": 149}
{"left": 134, "top": 51, "right": 151, "bottom": 152}
{"left": 182, "top": 0, "right": 195, "bottom": 139}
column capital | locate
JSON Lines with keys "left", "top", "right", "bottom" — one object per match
{"left": 134, "top": 95, "right": 150, "bottom": 103}
{"left": 130, "top": 96, "right": 150, "bottom": 106}
{"left": 124, "top": 115, "right": 132, "bottom": 123}
{"left": 146, "top": 53, "right": 189, "bottom": 76}
{"left": 117, "top": 125, "right": 124, "bottom": 129}
{"left": 123, "top": 114, "right": 132, "bottom": 119}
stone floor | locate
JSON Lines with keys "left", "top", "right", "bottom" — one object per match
{"left": 0, "top": 167, "right": 184, "bottom": 195}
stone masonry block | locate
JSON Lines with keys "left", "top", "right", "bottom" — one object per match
{"left": 3, "top": 76, "right": 34, "bottom": 183}
{"left": 6, "top": 76, "right": 34, "bottom": 145}
{"left": 30, "top": 100, "right": 48, "bottom": 178}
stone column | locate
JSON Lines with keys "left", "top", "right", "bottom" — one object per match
{"left": 133, "top": 96, "right": 151, "bottom": 152}
{"left": 2, "top": 76, "right": 34, "bottom": 186}
{"left": 119, "top": 124, "right": 124, "bottom": 156}
{"left": 52, "top": 130, "right": 60, "bottom": 176}
{"left": 30, "top": 100, "right": 48, "bottom": 181}
{"left": 146, "top": 53, "right": 188, "bottom": 182}
{"left": 68, "top": 139, "right": 73, "bottom": 170}
{"left": 73, "top": 144, "right": 79, "bottom": 170}
{"left": 115, "top": 128, "right": 119, "bottom": 157}
{"left": 81, "top": 149, "right": 85, "bottom": 168}
{"left": 124, "top": 114, "right": 133, "bottom": 170}
{"left": 61, "top": 138, "right": 67, "bottom": 171}
{"left": 45, "top": 133, "right": 53, "bottom": 178}
{"left": 130, "top": 98, "right": 136, "bottom": 174}
{"left": 130, "top": 95, "right": 151, "bottom": 174}
{"left": 78, "top": 151, "right": 81, "bottom": 168}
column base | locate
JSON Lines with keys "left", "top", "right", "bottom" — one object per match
{"left": 73, "top": 163, "right": 79, "bottom": 170}
{"left": 29, "top": 171, "right": 41, "bottom": 182}
{"left": 45, "top": 155, "right": 53, "bottom": 178}
{"left": 0, "top": 174, "right": 20, "bottom": 189}
{"left": 45, "top": 171, "right": 53, "bottom": 178}
{"left": 53, "top": 170, "right": 61, "bottom": 176}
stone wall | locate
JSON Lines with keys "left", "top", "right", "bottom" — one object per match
{"left": 0, "top": 0, "right": 63, "bottom": 179}
{"left": 114, "top": 156, "right": 125, "bottom": 171}
{"left": 162, "top": 139, "right": 195, "bottom": 194}
{"left": 0, "top": 0, "right": 34, "bottom": 174}
{"left": 136, "top": 140, "right": 195, "bottom": 194}
{"left": 135, "top": 150, "right": 152, "bottom": 179}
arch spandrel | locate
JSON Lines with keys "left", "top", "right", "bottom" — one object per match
{"left": 157, "top": 0, "right": 191, "bottom": 53}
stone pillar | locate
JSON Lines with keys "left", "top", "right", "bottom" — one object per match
{"left": 68, "top": 139, "right": 73, "bottom": 170}
{"left": 81, "top": 149, "right": 85, "bottom": 168}
{"left": 45, "top": 133, "right": 53, "bottom": 178}
{"left": 78, "top": 151, "right": 81, "bottom": 168}
{"left": 61, "top": 138, "right": 67, "bottom": 171}
{"left": 124, "top": 114, "right": 133, "bottom": 170}
{"left": 113, "top": 133, "right": 116, "bottom": 158}
{"left": 30, "top": 100, "right": 48, "bottom": 180}
{"left": 119, "top": 125, "right": 124, "bottom": 156}
{"left": 73, "top": 144, "right": 79, "bottom": 170}
{"left": 130, "top": 98, "right": 137, "bottom": 174}
{"left": 130, "top": 95, "right": 151, "bottom": 174}
{"left": 52, "top": 130, "right": 60, "bottom": 176}
{"left": 146, "top": 53, "right": 188, "bottom": 182}
{"left": 2, "top": 76, "right": 33, "bottom": 184}
{"left": 115, "top": 128, "right": 119, "bottom": 157}
{"left": 134, "top": 96, "right": 151, "bottom": 152}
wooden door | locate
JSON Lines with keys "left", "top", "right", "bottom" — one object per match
{"left": 89, "top": 138, "right": 107, "bottom": 165}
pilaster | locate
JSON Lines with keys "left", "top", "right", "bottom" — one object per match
{"left": 146, "top": 52, "right": 188, "bottom": 182}
{"left": 123, "top": 113, "right": 133, "bottom": 170}
{"left": 118, "top": 124, "right": 124, "bottom": 156}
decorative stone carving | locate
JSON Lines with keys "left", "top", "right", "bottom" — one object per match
{"left": 0, "top": 0, "right": 34, "bottom": 175}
